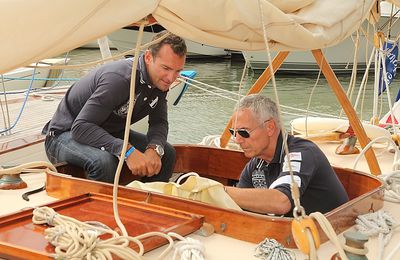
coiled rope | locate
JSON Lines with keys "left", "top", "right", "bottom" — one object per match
{"left": 32, "top": 206, "right": 206, "bottom": 260}
{"left": 32, "top": 206, "right": 174, "bottom": 260}
{"left": 355, "top": 210, "right": 397, "bottom": 260}
{"left": 0, "top": 161, "right": 57, "bottom": 175}
{"left": 169, "top": 232, "right": 205, "bottom": 260}
{"left": 380, "top": 171, "right": 400, "bottom": 203}
{"left": 254, "top": 238, "right": 295, "bottom": 260}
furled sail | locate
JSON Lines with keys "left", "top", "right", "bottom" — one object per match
{"left": 0, "top": 0, "right": 376, "bottom": 74}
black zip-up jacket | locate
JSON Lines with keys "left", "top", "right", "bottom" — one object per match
{"left": 42, "top": 55, "right": 168, "bottom": 156}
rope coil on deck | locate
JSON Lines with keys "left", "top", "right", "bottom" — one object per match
{"left": 33, "top": 206, "right": 203, "bottom": 260}
{"left": 168, "top": 232, "right": 205, "bottom": 260}
{"left": 355, "top": 210, "right": 397, "bottom": 260}
{"left": 254, "top": 238, "right": 294, "bottom": 260}
{"left": 32, "top": 206, "right": 206, "bottom": 260}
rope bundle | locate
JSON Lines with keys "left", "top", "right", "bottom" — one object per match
{"left": 33, "top": 206, "right": 155, "bottom": 259}
{"left": 355, "top": 210, "right": 397, "bottom": 260}
{"left": 169, "top": 232, "right": 205, "bottom": 260}
{"left": 380, "top": 171, "right": 400, "bottom": 203}
{"left": 254, "top": 238, "right": 294, "bottom": 260}
{"left": 32, "top": 207, "right": 206, "bottom": 260}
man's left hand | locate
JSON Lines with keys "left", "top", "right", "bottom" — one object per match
{"left": 144, "top": 149, "right": 162, "bottom": 176}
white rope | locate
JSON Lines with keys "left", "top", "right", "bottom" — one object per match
{"left": 352, "top": 136, "right": 400, "bottom": 171}
{"left": 380, "top": 171, "right": 400, "bottom": 203}
{"left": 0, "top": 161, "right": 57, "bottom": 175}
{"left": 355, "top": 210, "right": 397, "bottom": 260}
{"left": 32, "top": 206, "right": 175, "bottom": 260}
{"left": 310, "top": 212, "right": 348, "bottom": 260}
{"left": 168, "top": 232, "right": 205, "bottom": 260}
{"left": 179, "top": 75, "right": 342, "bottom": 120}
{"left": 254, "top": 238, "right": 294, "bottom": 260}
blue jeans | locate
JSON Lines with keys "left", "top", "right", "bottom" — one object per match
{"left": 45, "top": 131, "right": 175, "bottom": 183}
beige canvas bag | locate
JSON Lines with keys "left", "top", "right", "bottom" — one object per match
{"left": 127, "top": 172, "right": 242, "bottom": 211}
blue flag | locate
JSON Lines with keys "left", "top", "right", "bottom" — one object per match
{"left": 378, "top": 40, "right": 398, "bottom": 97}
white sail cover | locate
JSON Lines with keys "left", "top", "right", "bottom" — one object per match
{"left": 0, "top": 0, "right": 377, "bottom": 74}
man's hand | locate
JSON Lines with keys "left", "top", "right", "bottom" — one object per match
{"left": 125, "top": 148, "right": 161, "bottom": 177}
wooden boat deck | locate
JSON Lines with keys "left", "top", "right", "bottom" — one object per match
{"left": 2, "top": 171, "right": 399, "bottom": 259}
{"left": 0, "top": 88, "right": 66, "bottom": 165}
{"left": 0, "top": 89, "right": 65, "bottom": 146}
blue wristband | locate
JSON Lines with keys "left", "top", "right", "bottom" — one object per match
{"left": 124, "top": 146, "right": 136, "bottom": 159}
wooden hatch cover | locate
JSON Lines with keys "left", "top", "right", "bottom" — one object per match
{"left": 0, "top": 193, "right": 204, "bottom": 259}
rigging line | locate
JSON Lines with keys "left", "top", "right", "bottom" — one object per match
{"left": 178, "top": 76, "right": 244, "bottom": 97}
{"left": 378, "top": 48, "right": 399, "bottom": 139}
{"left": 256, "top": 0, "right": 303, "bottom": 217}
{"left": 353, "top": 47, "right": 375, "bottom": 112}
{"left": 25, "top": 35, "right": 169, "bottom": 71}
{"left": 233, "top": 59, "right": 249, "bottom": 131}
{"left": 0, "top": 85, "right": 71, "bottom": 96}
{"left": 181, "top": 77, "right": 343, "bottom": 119}
{"left": 1, "top": 76, "right": 79, "bottom": 81}
{"left": 0, "top": 64, "right": 39, "bottom": 134}
{"left": 347, "top": 31, "right": 361, "bottom": 105}
{"left": 0, "top": 74, "right": 11, "bottom": 133}
{"left": 304, "top": 59, "right": 323, "bottom": 137}
{"left": 112, "top": 21, "right": 148, "bottom": 237}
{"left": 45, "top": 51, "right": 70, "bottom": 89}
{"left": 379, "top": 8, "right": 400, "bottom": 32}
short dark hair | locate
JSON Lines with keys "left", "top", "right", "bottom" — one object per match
{"left": 149, "top": 30, "right": 187, "bottom": 57}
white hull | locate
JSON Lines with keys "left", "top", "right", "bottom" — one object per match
{"left": 108, "top": 28, "right": 230, "bottom": 59}
{"left": 0, "top": 58, "right": 68, "bottom": 91}
{"left": 243, "top": 2, "right": 400, "bottom": 73}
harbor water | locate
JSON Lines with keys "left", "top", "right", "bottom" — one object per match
{"left": 57, "top": 48, "right": 400, "bottom": 144}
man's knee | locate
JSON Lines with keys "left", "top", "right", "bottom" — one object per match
{"left": 164, "top": 143, "right": 176, "bottom": 162}
{"left": 85, "top": 154, "right": 118, "bottom": 183}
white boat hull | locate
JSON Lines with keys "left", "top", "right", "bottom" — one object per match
{"left": 0, "top": 58, "right": 68, "bottom": 91}
{"left": 108, "top": 27, "right": 230, "bottom": 59}
{"left": 243, "top": 2, "right": 400, "bottom": 73}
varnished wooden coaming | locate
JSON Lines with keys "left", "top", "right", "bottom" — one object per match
{"left": 45, "top": 144, "right": 384, "bottom": 248}
{"left": 0, "top": 193, "right": 203, "bottom": 259}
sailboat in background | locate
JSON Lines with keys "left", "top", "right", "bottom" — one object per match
{"left": 243, "top": 1, "right": 400, "bottom": 73}
{"left": 108, "top": 24, "right": 231, "bottom": 59}
{"left": 0, "top": 58, "right": 68, "bottom": 91}
{"left": 1, "top": 1, "right": 400, "bottom": 259}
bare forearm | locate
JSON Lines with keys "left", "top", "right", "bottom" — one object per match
{"left": 225, "top": 187, "right": 291, "bottom": 215}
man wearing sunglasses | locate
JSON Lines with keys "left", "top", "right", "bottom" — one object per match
{"left": 225, "top": 94, "right": 349, "bottom": 216}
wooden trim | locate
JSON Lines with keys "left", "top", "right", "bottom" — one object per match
{"left": 311, "top": 49, "right": 381, "bottom": 175}
{"left": 0, "top": 134, "right": 45, "bottom": 155}
{"left": 220, "top": 51, "right": 290, "bottom": 148}
{"left": 0, "top": 193, "right": 203, "bottom": 259}
{"left": 44, "top": 145, "right": 384, "bottom": 248}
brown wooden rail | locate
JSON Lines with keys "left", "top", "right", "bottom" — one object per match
{"left": 45, "top": 144, "right": 383, "bottom": 248}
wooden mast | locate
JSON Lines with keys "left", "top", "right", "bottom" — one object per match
{"left": 219, "top": 51, "right": 289, "bottom": 147}
{"left": 312, "top": 49, "right": 381, "bottom": 175}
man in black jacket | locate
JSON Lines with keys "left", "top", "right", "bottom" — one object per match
{"left": 42, "top": 31, "right": 187, "bottom": 183}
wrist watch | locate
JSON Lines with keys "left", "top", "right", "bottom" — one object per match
{"left": 146, "top": 144, "right": 164, "bottom": 158}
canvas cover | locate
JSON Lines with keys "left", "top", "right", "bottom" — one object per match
{"left": 0, "top": 0, "right": 379, "bottom": 74}
{"left": 127, "top": 173, "right": 243, "bottom": 211}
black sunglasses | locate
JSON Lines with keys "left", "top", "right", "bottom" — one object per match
{"left": 229, "top": 120, "right": 270, "bottom": 138}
